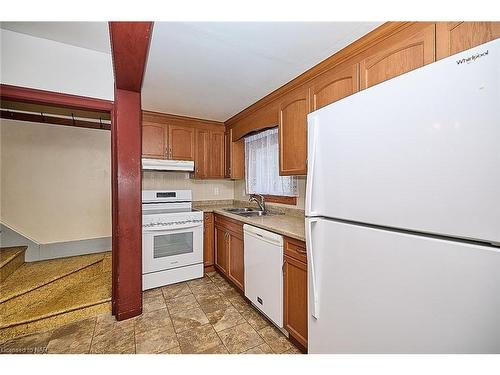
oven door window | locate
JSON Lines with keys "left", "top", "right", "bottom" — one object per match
{"left": 153, "top": 232, "right": 193, "bottom": 259}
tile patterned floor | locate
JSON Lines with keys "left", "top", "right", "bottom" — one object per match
{"left": 0, "top": 271, "right": 302, "bottom": 354}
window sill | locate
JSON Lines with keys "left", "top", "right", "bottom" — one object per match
{"left": 262, "top": 195, "right": 297, "bottom": 206}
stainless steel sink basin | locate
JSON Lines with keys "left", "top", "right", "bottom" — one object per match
{"left": 223, "top": 207, "right": 256, "bottom": 214}
{"left": 223, "top": 207, "right": 283, "bottom": 217}
{"left": 236, "top": 210, "right": 283, "bottom": 217}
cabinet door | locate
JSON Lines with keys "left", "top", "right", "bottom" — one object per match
{"left": 214, "top": 226, "right": 228, "bottom": 275}
{"left": 142, "top": 122, "right": 166, "bottom": 159}
{"left": 195, "top": 129, "right": 210, "bottom": 178}
{"left": 227, "top": 233, "right": 244, "bottom": 291}
{"left": 436, "top": 22, "right": 500, "bottom": 60}
{"left": 283, "top": 255, "right": 308, "bottom": 349}
{"left": 359, "top": 23, "right": 435, "bottom": 89}
{"left": 168, "top": 125, "right": 195, "bottom": 160}
{"left": 224, "top": 129, "right": 245, "bottom": 180}
{"left": 203, "top": 213, "right": 214, "bottom": 268}
{"left": 209, "top": 130, "right": 225, "bottom": 178}
{"left": 309, "top": 63, "right": 359, "bottom": 112}
{"left": 278, "top": 87, "right": 308, "bottom": 176}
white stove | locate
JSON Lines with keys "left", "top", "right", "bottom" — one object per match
{"left": 142, "top": 190, "right": 203, "bottom": 290}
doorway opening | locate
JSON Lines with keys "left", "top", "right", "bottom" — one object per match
{"left": 0, "top": 84, "right": 114, "bottom": 341}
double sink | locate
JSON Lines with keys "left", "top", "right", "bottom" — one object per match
{"left": 223, "top": 207, "right": 283, "bottom": 218}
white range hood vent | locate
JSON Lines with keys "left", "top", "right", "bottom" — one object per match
{"left": 142, "top": 158, "right": 194, "bottom": 172}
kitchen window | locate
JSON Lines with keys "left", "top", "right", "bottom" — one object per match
{"left": 245, "top": 127, "right": 298, "bottom": 202}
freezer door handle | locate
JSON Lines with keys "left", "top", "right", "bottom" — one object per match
{"left": 305, "top": 115, "right": 318, "bottom": 217}
{"left": 306, "top": 218, "right": 319, "bottom": 319}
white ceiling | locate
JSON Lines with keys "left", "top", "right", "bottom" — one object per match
{"left": 142, "top": 22, "right": 382, "bottom": 121}
{"left": 0, "top": 22, "right": 111, "bottom": 54}
{"left": 1, "top": 21, "right": 383, "bottom": 122}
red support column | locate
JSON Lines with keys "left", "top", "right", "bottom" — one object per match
{"left": 109, "top": 22, "right": 153, "bottom": 320}
{"left": 112, "top": 89, "right": 143, "bottom": 319}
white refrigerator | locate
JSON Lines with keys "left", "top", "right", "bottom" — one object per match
{"left": 305, "top": 39, "right": 500, "bottom": 353}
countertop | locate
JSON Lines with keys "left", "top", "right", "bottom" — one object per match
{"left": 193, "top": 201, "right": 305, "bottom": 242}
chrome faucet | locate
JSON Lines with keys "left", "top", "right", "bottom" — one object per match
{"left": 249, "top": 194, "right": 266, "bottom": 212}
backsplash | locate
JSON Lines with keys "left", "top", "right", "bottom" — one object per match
{"left": 142, "top": 171, "right": 235, "bottom": 201}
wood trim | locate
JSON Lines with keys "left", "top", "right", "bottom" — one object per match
{"left": 225, "top": 22, "right": 413, "bottom": 127}
{"left": 262, "top": 195, "right": 297, "bottom": 205}
{"left": 0, "top": 110, "right": 111, "bottom": 131}
{"left": 0, "top": 84, "right": 113, "bottom": 112}
{"left": 109, "top": 22, "right": 153, "bottom": 92}
{"left": 143, "top": 110, "right": 225, "bottom": 132}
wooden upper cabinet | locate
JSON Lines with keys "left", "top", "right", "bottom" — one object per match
{"left": 194, "top": 128, "right": 210, "bottom": 178}
{"left": 168, "top": 125, "right": 195, "bottom": 160}
{"left": 436, "top": 22, "right": 500, "bottom": 60}
{"left": 359, "top": 23, "right": 436, "bottom": 90}
{"left": 224, "top": 128, "right": 245, "bottom": 180}
{"left": 142, "top": 122, "right": 166, "bottom": 159}
{"left": 209, "top": 130, "right": 225, "bottom": 178}
{"left": 279, "top": 87, "right": 308, "bottom": 176}
{"left": 309, "top": 63, "right": 359, "bottom": 111}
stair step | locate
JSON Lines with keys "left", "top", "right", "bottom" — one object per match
{"left": 0, "top": 252, "right": 106, "bottom": 304}
{"left": 1, "top": 260, "right": 104, "bottom": 319}
{"left": 0, "top": 270, "right": 111, "bottom": 341}
{"left": 0, "top": 246, "right": 27, "bottom": 282}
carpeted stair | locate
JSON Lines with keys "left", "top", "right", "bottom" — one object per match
{"left": 0, "top": 248, "right": 111, "bottom": 341}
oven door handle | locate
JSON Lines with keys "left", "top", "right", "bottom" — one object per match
{"left": 142, "top": 222, "right": 202, "bottom": 232}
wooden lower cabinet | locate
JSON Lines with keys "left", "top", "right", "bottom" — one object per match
{"left": 203, "top": 212, "right": 214, "bottom": 269}
{"left": 227, "top": 234, "right": 244, "bottom": 290}
{"left": 283, "top": 237, "right": 308, "bottom": 350}
{"left": 214, "top": 214, "right": 244, "bottom": 292}
{"left": 214, "top": 226, "right": 228, "bottom": 275}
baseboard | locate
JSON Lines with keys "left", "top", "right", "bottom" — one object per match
{"left": 204, "top": 265, "right": 215, "bottom": 273}
{"left": 0, "top": 224, "right": 40, "bottom": 260}
{"left": 0, "top": 224, "right": 110, "bottom": 262}
{"left": 37, "top": 237, "right": 111, "bottom": 261}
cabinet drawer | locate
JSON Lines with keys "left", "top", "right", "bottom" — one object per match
{"left": 214, "top": 214, "right": 243, "bottom": 237}
{"left": 284, "top": 237, "right": 307, "bottom": 264}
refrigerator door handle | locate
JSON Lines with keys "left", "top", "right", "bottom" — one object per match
{"left": 306, "top": 218, "right": 319, "bottom": 319}
{"left": 305, "top": 115, "right": 318, "bottom": 217}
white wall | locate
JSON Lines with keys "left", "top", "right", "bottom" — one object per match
{"left": 142, "top": 171, "right": 235, "bottom": 202}
{"left": 0, "top": 29, "right": 113, "bottom": 100}
{"left": 0, "top": 119, "right": 111, "bottom": 244}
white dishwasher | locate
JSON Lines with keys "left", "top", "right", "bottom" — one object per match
{"left": 243, "top": 224, "right": 284, "bottom": 328}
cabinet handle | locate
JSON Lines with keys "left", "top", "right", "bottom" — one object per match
{"left": 295, "top": 247, "right": 307, "bottom": 255}
{"left": 282, "top": 260, "right": 286, "bottom": 276}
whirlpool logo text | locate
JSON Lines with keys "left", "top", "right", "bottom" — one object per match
{"left": 456, "top": 50, "right": 489, "bottom": 65}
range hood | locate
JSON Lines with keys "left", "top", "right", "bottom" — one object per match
{"left": 142, "top": 158, "right": 194, "bottom": 171}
